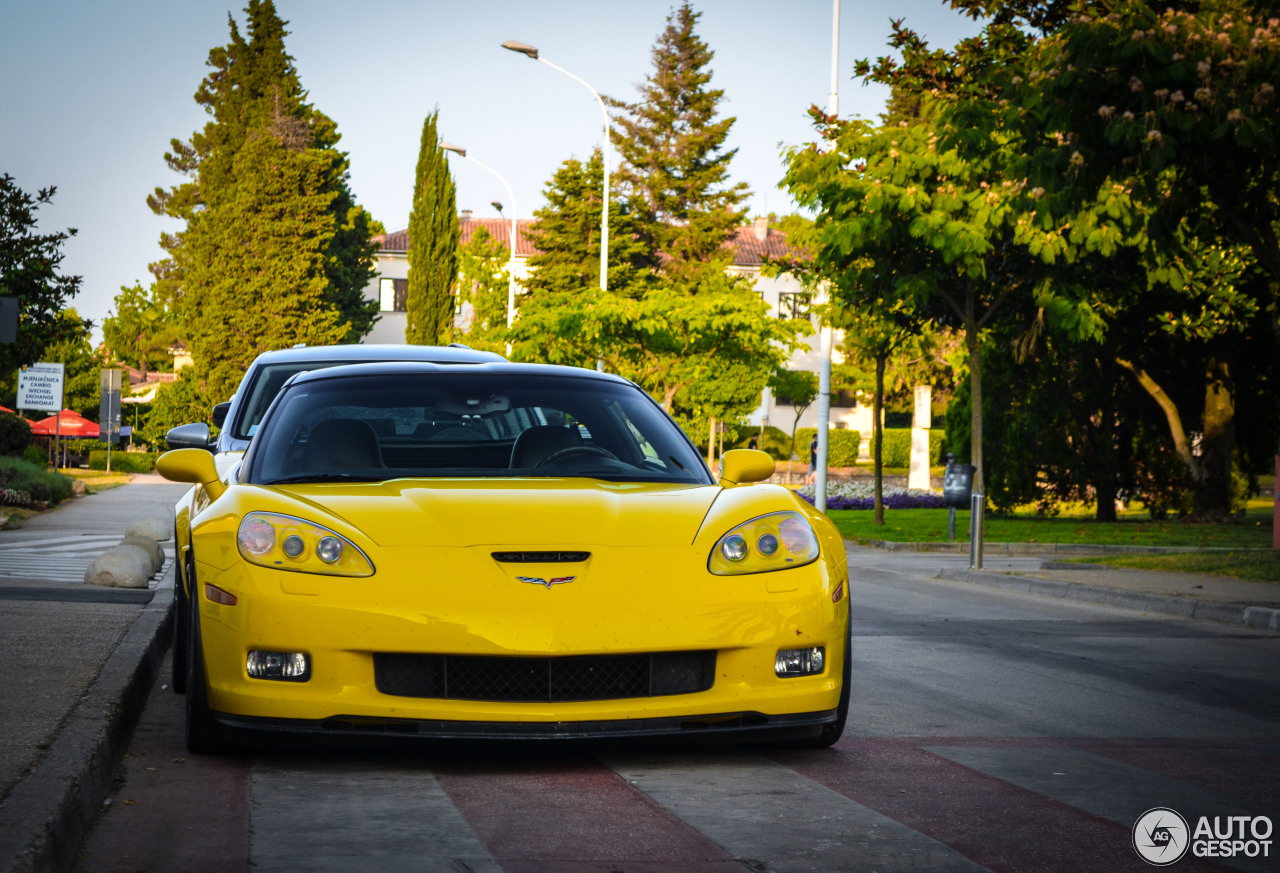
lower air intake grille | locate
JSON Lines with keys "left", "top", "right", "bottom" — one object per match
{"left": 374, "top": 651, "right": 716, "bottom": 702}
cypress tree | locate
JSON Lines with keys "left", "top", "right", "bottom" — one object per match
{"left": 609, "top": 2, "right": 749, "bottom": 296}
{"left": 145, "top": 0, "right": 377, "bottom": 399}
{"left": 406, "top": 111, "right": 459, "bottom": 346}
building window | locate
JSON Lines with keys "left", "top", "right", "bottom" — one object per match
{"left": 777, "top": 290, "right": 809, "bottom": 320}
{"left": 379, "top": 278, "right": 408, "bottom": 312}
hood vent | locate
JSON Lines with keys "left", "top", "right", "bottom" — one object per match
{"left": 491, "top": 551, "right": 590, "bottom": 563}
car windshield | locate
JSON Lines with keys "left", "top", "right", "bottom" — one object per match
{"left": 244, "top": 371, "right": 712, "bottom": 485}
{"left": 233, "top": 360, "right": 353, "bottom": 441}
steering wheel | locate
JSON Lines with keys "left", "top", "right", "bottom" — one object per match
{"left": 534, "top": 445, "right": 619, "bottom": 468}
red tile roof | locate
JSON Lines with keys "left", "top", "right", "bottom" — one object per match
{"left": 374, "top": 218, "right": 803, "bottom": 268}
{"left": 374, "top": 218, "right": 536, "bottom": 258}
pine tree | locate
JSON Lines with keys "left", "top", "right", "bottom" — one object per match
{"left": 405, "top": 111, "right": 459, "bottom": 345}
{"left": 609, "top": 2, "right": 749, "bottom": 295}
{"left": 145, "top": 0, "right": 377, "bottom": 397}
{"left": 455, "top": 225, "right": 509, "bottom": 353}
{"left": 522, "top": 149, "right": 652, "bottom": 301}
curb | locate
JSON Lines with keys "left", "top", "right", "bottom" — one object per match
{"left": 935, "top": 569, "right": 1280, "bottom": 632}
{"left": 0, "top": 589, "right": 173, "bottom": 873}
{"left": 866, "top": 540, "right": 1258, "bottom": 556}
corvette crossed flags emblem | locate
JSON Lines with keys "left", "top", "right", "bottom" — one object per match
{"left": 516, "top": 575, "right": 576, "bottom": 589}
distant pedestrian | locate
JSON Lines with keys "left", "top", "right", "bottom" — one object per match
{"left": 748, "top": 434, "right": 758, "bottom": 451}
{"left": 806, "top": 435, "right": 818, "bottom": 484}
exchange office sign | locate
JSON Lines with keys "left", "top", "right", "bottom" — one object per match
{"left": 17, "top": 362, "right": 66, "bottom": 413}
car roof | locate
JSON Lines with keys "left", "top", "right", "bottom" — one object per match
{"left": 285, "top": 359, "right": 633, "bottom": 387}
{"left": 245, "top": 343, "right": 507, "bottom": 367}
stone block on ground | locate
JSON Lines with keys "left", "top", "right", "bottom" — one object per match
{"left": 84, "top": 546, "right": 152, "bottom": 589}
{"left": 126, "top": 516, "right": 172, "bottom": 542}
{"left": 120, "top": 534, "right": 164, "bottom": 573}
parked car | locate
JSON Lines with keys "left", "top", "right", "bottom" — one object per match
{"left": 157, "top": 360, "right": 849, "bottom": 752}
{"left": 165, "top": 344, "right": 505, "bottom": 695}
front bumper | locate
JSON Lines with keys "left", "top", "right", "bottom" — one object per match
{"left": 215, "top": 708, "right": 839, "bottom": 741}
{"left": 192, "top": 541, "right": 848, "bottom": 727}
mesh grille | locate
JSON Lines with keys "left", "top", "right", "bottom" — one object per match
{"left": 375, "top": 651, "right": 715, "bottom": 702}
{"left": 490, "top": 551, "right": 591, "bottom": 563}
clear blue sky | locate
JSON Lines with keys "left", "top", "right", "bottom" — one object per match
{"left": 1, "top": 0, "right": 981, "bottom": 342}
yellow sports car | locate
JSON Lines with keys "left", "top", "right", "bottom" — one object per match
{"left": 157, "top": 361, "right": 849, "bottom": 753}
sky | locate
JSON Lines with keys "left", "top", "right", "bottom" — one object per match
{"left": 1, "top": 0, "right": 982, "bottom": 343}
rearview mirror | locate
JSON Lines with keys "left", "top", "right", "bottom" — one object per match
{"left": 718, "top": 449, "right": 775, "bottom": 486}
{"left": 165, "top": 422, "right": 213, "bottom": 452}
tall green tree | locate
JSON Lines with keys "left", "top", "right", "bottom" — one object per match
{"left": 0, "top": 175, "right": 86, "bottom": 376}
{"left": 102, "top": 283, "right": 180, "bottom": 378}
{"left": 405, "top": 111, "right": 459, "bottom": 346}
{"left": 41, "top": 308, "right": 103, "bottom": 417}
{"left": 146, "top": 0, "right": 378, "bottom": 401}
{"left": 609, "top": 1, "right": 750, "bottom": 296}
{"left": 454, "top": 225, "right": 509, "bottom": 354}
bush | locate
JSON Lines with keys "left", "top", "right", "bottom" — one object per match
{"left": 793, "top": 428, "right": 863, "bottom": 467}
{"left": 734, "top": 426, "right": 792, "bottom": 461}
{"left": 0, "top": 456, "right": 73, "bottom": 506}
{"left": 0, "top": 412, "right": 33, "bottom": 456}
{"left": 21, "top": 444, "right": 47, "bottom": 466}
{"left": 869, "top": 429, "right": 949, "bottom": 467}
{"left": 88, "top": 450, "right": 158, "bottom": 473}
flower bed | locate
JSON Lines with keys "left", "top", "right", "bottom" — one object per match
{"left": 795, "top": 481, "right": 947, "bottom": 510}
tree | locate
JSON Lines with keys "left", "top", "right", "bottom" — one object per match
{"left": 453, "top": 225, "right": 510, "bottom": 354}
{"left": 768, "top": 367, "right": 818, "bottom": 483}
{"left": 995, "top": 1, "right": 1280, "bottom": 519}
{"left": 41, "top": 308, "right": 103, "bottom": 418}
{"left": 0, "top": 175, "right": 86, "bottom": 375}
{"left": 405, "top": 111, "right": 459, "bottom": 346}
{"left": 102, "top": 283, "right": 180, "bottom": 377}
{"left": 609, "top": 1, "right": 750, "bottom": 296}
{"left": 147, "top": 0, "right": 378, "bottom": 397}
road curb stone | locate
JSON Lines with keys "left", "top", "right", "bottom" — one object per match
{"left": 0, "top": 590, "right": 173, "bottom": 873}
{"left": 935, "top": 568, "right": 1279, "bottom": 632}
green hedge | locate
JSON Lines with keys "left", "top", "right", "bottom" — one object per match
{"left": 873, "top": 429, "right": 948, "bottom": 467}
{"left": 0, "top": 456, "right": 73, "bottom": 506}
{"left": 88, "top": 451, "right": 158, "bottom": 473}
{"left": 793, "top": 428, "right": 863, "bottom": 467}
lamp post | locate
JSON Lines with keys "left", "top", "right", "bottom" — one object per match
{"left": 814, "top": 0, "right": 840, "bottom": 513}
{"left": 502, "top": 40, "right": 609, "bottom": 294}
{"left": 439, "top": 142, "right": 519, "bottom": 348}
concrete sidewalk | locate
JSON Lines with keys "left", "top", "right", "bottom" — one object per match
{"left": 0, "top": 478, "right": 1276, "bottom": 873}
{"left": 0, "top": 474, "right": 188, "bottom": 873}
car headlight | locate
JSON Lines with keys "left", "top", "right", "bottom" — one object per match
{"left": 236, "top": 512, "right": 374, "bottom": 577}
{"left": 709, "top": 511, "right": 820, "bottom": 575}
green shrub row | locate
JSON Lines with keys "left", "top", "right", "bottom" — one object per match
{"left": 88, "top": 451, "right": 159, "bottom": 473}
{"left": 792, "top": 428, "right": 864, "bottom": 467}
{"left": 874, "top": 429, "right": 949, "bottom": 467}
{"left": 0, "top": 456, "right": 73, "bottom": 506}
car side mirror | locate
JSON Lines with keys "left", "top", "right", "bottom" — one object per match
{"left": 155, "top": 448, "right": 226, "bottom": 500}
{"left": 165, "top": 422, "right": 213, "bottom": 452}
{"left": 211, "top": 401, "right": 232, "bottom": 429}
{"left": 719, "top": 449, "right": 775, "bottom": 486}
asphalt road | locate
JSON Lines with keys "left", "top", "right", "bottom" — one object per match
{"left": 73, "top": 548, "right": 1280, "bottom": 873}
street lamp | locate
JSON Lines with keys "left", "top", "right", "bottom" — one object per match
{"left": 439, "top": 142, "right": 519, "bottom": 347}
{"left": 502, "top": 40, "right": 609, "bottom": 294}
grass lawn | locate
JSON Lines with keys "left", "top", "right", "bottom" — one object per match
{"left": 58, "top": 468, "right": 132, "bottom": 494}
{"left": 1072, "top": 551, "right": 1280, "bottom": 582}
{"left": 828, "top": 500, "right": 1275, "bottom": 550}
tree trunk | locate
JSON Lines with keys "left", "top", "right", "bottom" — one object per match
{"left": 1193, "top": 358, "right": 1235, "bottom": 521}
{"left": 873, "top": 354, "right": 886, "bottom": 525}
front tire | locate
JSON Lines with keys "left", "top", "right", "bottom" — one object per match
{"left": 185, "top": 577, "right": 225, "bottom": 754}
{"left": 170, "top": 546, "right": 189, "bottom": 694}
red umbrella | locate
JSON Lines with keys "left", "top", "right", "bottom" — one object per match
{"left": 0, "top": 405, "right": 13, "bottom": 415}
{"left": 28, "top": 408, "right": 100, "bottom": 438}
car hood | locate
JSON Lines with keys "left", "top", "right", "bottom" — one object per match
{"left": 274, "top": 479, "right": 721, "bottom": 548}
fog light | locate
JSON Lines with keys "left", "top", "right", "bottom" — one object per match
{"left": 775, "top": 646, "right": 825, "bottom": 677}
{"left": 246, "top": 650, "right": 310, "bottom": 682}
{"left": 282, "top": 534, "right": 305, "bottom": 558}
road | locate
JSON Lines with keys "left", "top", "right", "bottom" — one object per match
{"left": 73, "top": 548, "right": 1280, "bottom": 873}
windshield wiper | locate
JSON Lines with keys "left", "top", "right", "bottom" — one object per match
{"left": 264, "top": 473, "right": 385, "bottom": 485}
